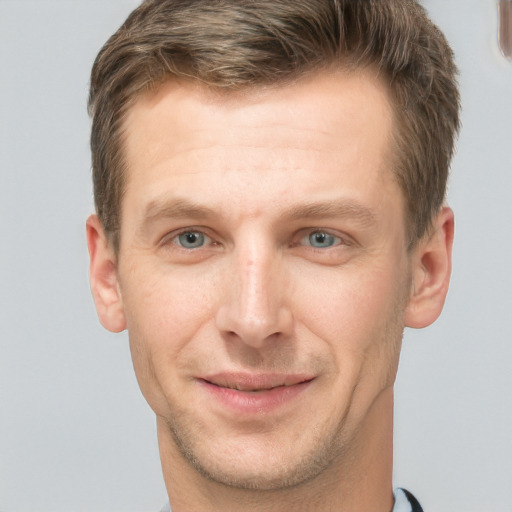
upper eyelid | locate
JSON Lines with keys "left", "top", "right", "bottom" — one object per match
{"left": 157, "top": 226, "right": 353, "bottom": 246}
{"left": 300, "top": 231, "right": 343, "bottom": 247}
{"left": 158, "top": 227, "right": 213, "bottom": 247}
{"left": 299, "top": 228, "right": 349, "bottom": 242}
{"left": 161, "top": 226, "right": 210, "bottom": 239}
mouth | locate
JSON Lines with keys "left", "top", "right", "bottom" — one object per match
{"left": 200, "top": 373, "right": 314, "bottom": 391}
{"left": 197, "top": 372, "right": 314, "bottom": 413}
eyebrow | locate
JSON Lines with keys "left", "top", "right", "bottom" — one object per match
{"left": 284, "top": 200, "right": 378, "bottom": 227}
{"left": 138, "top": 197, "right": 378, "bottom": 231}
{"left": 138, "top": 198, "right": 218, "bottom": 233}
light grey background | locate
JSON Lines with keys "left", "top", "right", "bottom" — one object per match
{"left": 1, "top": 1, "right": 510, "bottom": 511}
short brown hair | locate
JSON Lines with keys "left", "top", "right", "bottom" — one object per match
{"left": 89, "top": 0, "right": 460, "bottom": 250}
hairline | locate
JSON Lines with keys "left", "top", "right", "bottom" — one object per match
{"left": 107, "top": 64, "right": 435, "bottom": 256}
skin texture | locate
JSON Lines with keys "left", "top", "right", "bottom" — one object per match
{"left": 87, "top": 70, "right": 454, "bottom": 512}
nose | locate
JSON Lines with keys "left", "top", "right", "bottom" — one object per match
{"left": 215, "top": 242, "right": 294, "bottom": 347}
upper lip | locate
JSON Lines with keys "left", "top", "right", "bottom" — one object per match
{"left": 200, "top": 372, "right": 314, "bottom": 391}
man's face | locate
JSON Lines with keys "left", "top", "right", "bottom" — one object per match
{"left": 110, "top": 71, "right": 412, "bottom": 489}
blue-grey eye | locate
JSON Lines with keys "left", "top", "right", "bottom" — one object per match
{"left": 308, "top": 231, "right": 338, "bottom": 248}
{"left": 177, "top": 231, "right": 206, "bottom": 249}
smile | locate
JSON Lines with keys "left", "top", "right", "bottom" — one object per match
{"left": 198, "top": 373, "right": 314, "bottom": 413}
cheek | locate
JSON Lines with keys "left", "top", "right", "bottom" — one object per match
{"left": 120, "top": 263, "right": 219, "bottom": 410}
{"left": 292, "top": 261, "right": 406, "bottom": 360}
{"left": 292, "top": 262, "right": 407, "bottom": 421}
{"left": 122, "top": 261, "right": 217, "bottom": 339}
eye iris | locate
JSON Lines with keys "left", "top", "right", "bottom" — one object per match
{"left": 178, "top": 232, "right": 204, "bottom": 248}
{"left": 310, "top": 232, "right": 335, "bottom": 248}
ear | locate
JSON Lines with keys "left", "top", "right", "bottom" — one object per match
{"left": 86, "top": 214, "right": 126, "bottom": 332}
{"left": 404, "top": 206, "right": 454, "bottom": 329}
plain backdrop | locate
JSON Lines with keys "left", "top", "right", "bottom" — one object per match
{"left": 1, "top": 1, "right": 511, "bottom": 511}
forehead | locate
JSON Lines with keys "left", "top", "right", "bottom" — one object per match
{"left": 125, "top": 69, "right": 393, "bottom": 157}
{"left": 120, "top": 70, "right": 399, "bottom": 225}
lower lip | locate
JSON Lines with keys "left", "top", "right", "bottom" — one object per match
{"left": 198, "top": 379, "right": 312, "bottom": 414}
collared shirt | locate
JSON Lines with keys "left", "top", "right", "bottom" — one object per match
{"left": 159, "top": 487, "right": 423, "bottom": 512}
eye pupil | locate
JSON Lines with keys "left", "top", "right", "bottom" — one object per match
{"left": 309, "top": 232, "right": 335, "bottom": 248}
{"left": 178, "top": 231, "right": 205, "bottom": 248}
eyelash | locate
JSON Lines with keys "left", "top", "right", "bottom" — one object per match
{"left": 160, "top": 227, "right": 351, "bottom": 251}
{"left": 297, "top": 230, "right": 346, "bottom": 249}
{"left": 161, "top": 228, "right": 215, "bottom": 249}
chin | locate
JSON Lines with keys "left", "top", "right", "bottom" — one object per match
{"left": 166, "top": 418, "right": 343, "bottom": 492}
{"left": 187, "top": 456, "right": 331, "bottom": 492}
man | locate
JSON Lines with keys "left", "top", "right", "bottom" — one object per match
{"left": 86, "top": 1, "right": 459, "bottom": 511}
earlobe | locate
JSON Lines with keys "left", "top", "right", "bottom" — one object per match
{"left": 404, "top": 207, "right": 454, "bottom": 329}
{"left": 86, "top": 214, "right": 126, "bottom": 333}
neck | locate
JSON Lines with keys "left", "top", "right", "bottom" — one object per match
{"left": 158, "top": 388, "right": 395, "bottom": 512}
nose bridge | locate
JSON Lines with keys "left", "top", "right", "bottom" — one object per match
{"left": 216, "top": 232, "right": 291, "bottom": 345}
{"left": 238, "top": 241, "right": 273, "bottom": 324}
